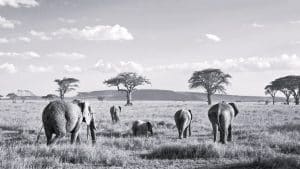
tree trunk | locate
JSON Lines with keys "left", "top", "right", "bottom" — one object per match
{"left": 272, "top": 96, "right": 275, "bottom": 105}
{"left": 207, "top": 93, "right": 212, "bottom": 105}
{"left": 125, "top": 91, "right": 133, "bottom": 106}
{"left": 295, "top": 96, "right": 299, "bottom": 105}
{"left": 286, "top": 96, "right": 290, "bottom": 105}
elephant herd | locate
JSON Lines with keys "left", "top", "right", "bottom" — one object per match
{"left": 41, "top": 100, "right": 239, "bottom": 145}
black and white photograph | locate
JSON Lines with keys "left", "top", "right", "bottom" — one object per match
{"left": 0, "top": 0, "right": 300, "bottom": 168}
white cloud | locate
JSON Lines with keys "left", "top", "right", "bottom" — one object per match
{"left": 0, "top": 16, "right": 15, "bottom": 29}
{"left": 52, "top": 24, "right": 134, "bottom": 41}
{"left": 58, "top": 17, "right": 76, "bottom": 24}
{"left": 205, "top": 34, "right": 221, "bottom": 42}
{"left": 28, "top": 65, "right": 52, "bottom": 73}
{"left": 64, "top": 65, "right": 82, "bottom": 73}
{"left": 30, "top": 30, "right": 52, "bottom": 40}
{"left": 0, "top": 38, "right": 9, "bottom": 43}
{"left": 0, "top": 0, "right": 38, "bottom": 8}
{"left": 0, "top": 51, "right": 40, "bottom": 59}
{"left": 147, "top": 54, "right": 300, "bottom": 72}
{"left": 0, "top": 62, "right": 16, "bottom": 73}
{"left": 94, "top": 60, "right": 143, "bottom": 73}
{"left": 17, "top": 36, "right": 31, "bottom": 42}
{"left": 47, "top": 52, "right": 86, "bottom": 60}
{"left": 251, "top": 22, "right": 264, "bottom": 28}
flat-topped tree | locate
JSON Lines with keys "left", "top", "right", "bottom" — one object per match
{"left": 104, "top": 72, "right": 151, "bottom": 106}
{"left": 54, "top": 77, "right": 79, "bottom": 100}
{"left": 271, "top": 78, "right": 293, "bottom": 105}
{"left": 188, "top": 68, "right": 231, "bottom": 105}
{"left": 0, "top": 95, "right": 3, "bottom": 100}
{"left": 7, "top": 93, "right": 17, "bottom": 103}
{"left": 264, "top": 84, "right": 277, "bottom": 105}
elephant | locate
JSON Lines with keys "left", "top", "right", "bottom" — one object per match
{"left": 42, "top": 100, "right": 96, "bottom": 145}
{"left": 208, "top": 102, "right": 239, "bottom": 144}
{"left": 174, "top": 109, "right": 192, "bottom": 139}
{"left": 131, "top": 120, "right": 153, "bottom": 137}
{"left": 110, "top": 105, "right": 121, "bottom": 123}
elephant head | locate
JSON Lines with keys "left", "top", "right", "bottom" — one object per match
{"left": 229, "top": 102, "right": 239, "bottom": 117}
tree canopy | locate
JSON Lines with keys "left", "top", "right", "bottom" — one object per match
{"left": 54, "top": 77, "right": 79, "bottom": 100}
{"left": 188, "top": 68, "right": 231, "bottom": 105}
{"left": 104, "top": 72, "right": 151, "bottom": 105}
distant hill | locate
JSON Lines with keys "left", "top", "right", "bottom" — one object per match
{"left": 76, "top": 89, "right": 280, "bottom": 102}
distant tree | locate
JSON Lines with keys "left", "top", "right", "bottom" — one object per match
{"left": 272, "top": 76, "right": 300, "bottom": 105}
{"left": 104, "top": 72, "right": 151, "bottom": 106}
{"left": 6, "top": 93, "right": 17, "bottom": 103}
{"left": 264, "top": 84, "right": 277, "bottom": 105}
{"left": 0, "top": 95, "right": 3, "bottom": 100}
{"left": 188, "top": 68, "right": 231, "bottom": 105}
{"left": 42, "top": 94, "right": 59, "bottom": 101}
{"left": 97, "top": 96, "right": 105, "bottom": 101}
{"left": 272, "top": 77, "right": 296, "bottom": 105}
{"left": 54, "top": 77, "right": 79, "bottom": 100}
{"left": 16, "top": 89, "right": 35, "bottom": 103}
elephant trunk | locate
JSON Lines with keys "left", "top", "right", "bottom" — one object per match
{"left": 89, "top": 118, "right": 96, "bottom": 144}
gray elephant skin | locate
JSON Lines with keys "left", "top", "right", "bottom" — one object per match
{"left": 42, "top": 100, "right": 96, "bottom": 145}
{"left": 110, "top": 105, "right": 121, "bottom": 123}
{"left": 174, "top": 109, "right": 192, "bottom": 139}
{"left": 131, "top": 120, "right": 153, "bottom": 136}
{"left": 208, "top": 102, "right": 239, "bottom": 144}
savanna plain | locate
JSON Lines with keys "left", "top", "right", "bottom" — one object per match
{"left": 0, "top": 100, "right": 300, "bottom": 169}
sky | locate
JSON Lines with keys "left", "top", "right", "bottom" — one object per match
{"left": 1, "top": 0, "right": 300, "bottom": 97}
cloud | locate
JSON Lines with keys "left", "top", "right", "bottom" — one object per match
{"left": 0, "top": 0, "right": 38, "bottom": 8}
{"left": 205, "top": 34, "right": 221, "bottom": 42}
{"left": 58, "top": 17, "right": 76, "bottom": 24}
{"left": 251, "top": 22, "right": 264, "bottom": 28}
{"left": 47, "top": 52, "right": 86, "bottom": 60}
{"left": 0, "top": 51, "right": 40, "bottom": 59}
{"left": 52, "top": 24, "right": 134, "bottom": 40}
{"left": 94, "top": 60, "right": 143, "bottom": 73}
{"left": 147, "top": 54, "right": 300, "bottom": 72}
{"left": 0, "top": 38, "right": 9, "bottom": 43}
{"left": 17, "top": 36, "right": 31, "bottom": 42}
{"left": 0, "top": 62, "right": 16, "bottom": 73}
{"left": 30, "top": 30, "right": 52, "bottom": 40}
{"left": 64, "top": 65, "right": 82, "bottom": 73}
{"left": 28, "top": 65, "right": 53, "bottom": 73}
{"left": 0, "top": 16, "right": 15, "bottom": 29}
{"left": 0, "top": 36, "right": 31, "bottom": 43}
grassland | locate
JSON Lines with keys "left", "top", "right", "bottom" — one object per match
{"left": 0, "top": 100, "right": 299, "bottom": 169}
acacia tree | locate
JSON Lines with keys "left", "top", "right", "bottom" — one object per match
{"left": 272, "top": 76, "right": 300, "bottom": 105}
{"left": 264, "top": 84, "right": 277, "bottom": 105}
{"left": 188, "top": 68, "right": 231, "bottom": 105}
{"left": 0, "top": 95, "right": 3, "bottom": 100}
{"left": 7, "top": 93, "right": 17, "bottom": 103}
{"left": 54, "top": 77, "right": 79, "bottom": 100}
{"left": 104, "top": 72, "right": 151, "bottom": 106}
{"left": 271, "top": 78, "right": 292, "bottom": 105}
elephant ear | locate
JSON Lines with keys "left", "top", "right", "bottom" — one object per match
{"left": 118, "top": 106, "right": 122, "bottom": 112}
{"left": 188, "top": 109, "right": 193, "bottom": 121}
{"left": 146, "top": 121, "right": 153, "bottom": 134}
{"left": 229, "top": 103, "right": 239, "bottom": 117}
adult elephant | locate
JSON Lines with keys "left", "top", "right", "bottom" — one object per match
{"left": 174, "top": 109, "right": 192, "bottom": 139}
{"left": 42, "top": 100, "right": 96, "bottom": 145}
{"left": 131, "top": 120, "right": 153, "bottom": 137}
{"left": 110, "top": 105, "right": 121, "bottom": 123}
{"left": 208, "top": 102, "right": 239, "bottom": 144}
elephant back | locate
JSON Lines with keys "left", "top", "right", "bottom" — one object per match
{"left": 42, "top": 101, "right": 81, "bottom": 133}
{"left": 132, "top": 120, "right": 148, "bottom": 135}
{"left": 174, "top": 109, "right": 192, "bottom": 125}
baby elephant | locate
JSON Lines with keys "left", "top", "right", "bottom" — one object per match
{"left": 110, "top": 105, "right": 121, "bottom": 123}
{"left": 42, "top": 100, "right": 96, "bottom": 145}
{"left": 131, "top": 120, "right": 153, "bottom": 137}
{"left": 174, "top": 109, "right": 192, "bottom": 139}
{"left": 208, "top": 102, "right": 239, "bottom": 144}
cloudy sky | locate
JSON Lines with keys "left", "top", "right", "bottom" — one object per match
{"left": 1, "top": 0, "right": 300, "bottom": 97}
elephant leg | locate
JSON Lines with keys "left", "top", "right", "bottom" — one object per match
{"left": 183, "top": 128, "right": 187, "bottom": 138}
{"left": 219, "top": 126, "right": 225, "bottom": 144}
{"left": 223, "top": 126, "right": 228, "bottom": 144}
{"left": 227, "top": 125, "right": 232, "bottom": 142}
{"left": 76, "top": 135, "right": 81, "bottom": 144}
{"left": 45, "top": 131, "right": 53, "bottom": 145}
{"left": 212, "top": 124, "right": 217, "bottom": 142}
{"left": 188, "top": 123, "right": 192, "bottom": 137}
{"left": 49, "top": 132, "right": 65, "bottom": 145}
{"left": 71, "top": 121, "right": 82, "bottom": 144}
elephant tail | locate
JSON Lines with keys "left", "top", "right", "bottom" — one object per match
{"left": 35, "top": 125, "right": 43, "bottom": 145}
